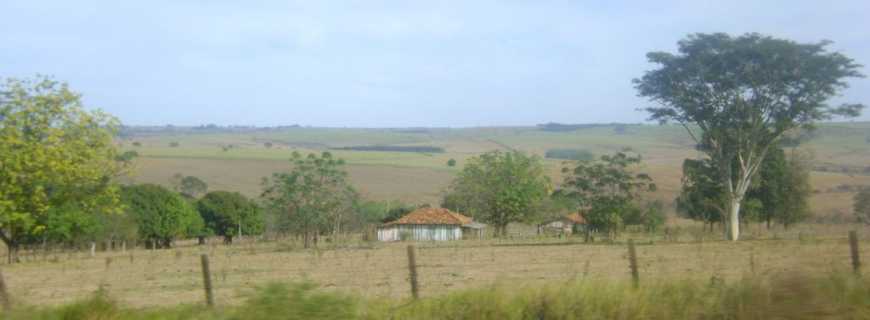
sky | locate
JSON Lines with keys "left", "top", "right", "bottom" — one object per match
{"left": 2, "top": 1, "right": 869, "bottom": 127}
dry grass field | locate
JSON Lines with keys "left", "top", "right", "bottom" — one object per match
{"left": 2, "top": 123, "right": 868, "bottom": 312}
{"left": 122, "top": 123, "right": 870, "bottom": 216}
{"left": 3, "top": 224, "right": 868, "bottom": 308}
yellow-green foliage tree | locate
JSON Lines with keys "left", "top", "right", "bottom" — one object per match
{"left": 0, "top": 77, "right": 125, "bottom": 262}
{"left": 443, "top": 150, "right": 550, "bottom": 237}
{"left": 261, "top": 152, "right": 358, "bottom": 248}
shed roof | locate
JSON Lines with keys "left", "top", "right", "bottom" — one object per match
{"left": 565, "top": 212, "right": 586, "bottom": 224}
{"left": 384, "top": 207, "right": 473, "bottom": 226}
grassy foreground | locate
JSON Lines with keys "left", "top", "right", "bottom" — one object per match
{"left": 6, "top": 272, "right": 870, "bottom": 320}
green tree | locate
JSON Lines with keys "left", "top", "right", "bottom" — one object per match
{"left": 642, "top": 201, "right": 666, "bottom": 232}
{"left": 120, "top": 184, "right": 196, "bottom": 248}
{"left": 115, "top": 150, "right": 139, "bottom": 162}
{"left": 197, "top": 191, "right": 263, "bottom": 244}
{"left": 0, "top": 77, "right": 126, "bottom": 262}
{"left": 675, "top": 159, "right": 727, "bottom": 230}
{"left": 40, "top": 203, "right": 102, "bottom": 246}
{"left": 380, "top": 203, "right": 417, "bottom": 224}
{"left": 170, "top": 174, "right": 208, "bottom": 199}
{"left": 261, "top": 152, "right": 358, "bottom": 248}
{"left": 678, "top": 147, "right": 813, "bottom": 231}
{"left": 636, "top": 33, "right": 864, "bottom": 241}
{"left": 447, "top": 158, "right": 457, "bottom": 167}
{"left": 854, "top": 188, "right": 870, "bottom": 224}
{"left": 558, "top": 152, "right": 656, "bottom": 237}
{"left": 179, "top": 176, "right": 208, "bottom": 199}
{"left": 442, "top": 150, "right": 550, "bottom": 237}
{"left": 747, "top": 148, "right": 813, "bottom": 229}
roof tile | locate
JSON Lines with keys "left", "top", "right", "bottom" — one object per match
{"left": 384, "top": 207, "right": 473, "bottom": 226}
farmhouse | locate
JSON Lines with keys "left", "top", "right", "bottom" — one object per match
{"left": 539, "top": 212, "right": 587, "bottom": 235}
{"left": 377, "top": 207, "right": 485, "bottom": 241}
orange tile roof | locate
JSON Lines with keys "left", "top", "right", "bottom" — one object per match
{"left": 565, "top": 212, "right": 586, "bottom": 224}
{"left": 384, "top": 207, "right": 473, "bottom": 226}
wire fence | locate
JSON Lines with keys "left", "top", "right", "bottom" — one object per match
{"left": 0, "top": 226, "right": 868, "bottom": 309}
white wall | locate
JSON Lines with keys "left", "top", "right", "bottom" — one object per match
{"left": 377, "top": 225, "right": 462, "bottom": 242}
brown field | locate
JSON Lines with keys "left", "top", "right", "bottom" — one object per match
{"left": 120, "top": 123, "right": 870, "bottom": 217}
{"left": 3, "top": 224, "right": 868, "bottom": 308}
{"left": 2, "top": 124, "right": 868, "bottom": 310}
{"left": 128, "top": 157, "right": 456, "bottom": 205}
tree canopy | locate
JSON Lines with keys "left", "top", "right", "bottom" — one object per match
{"left": 677, "top": 147, "right": 812, "bottom": 229}
{"left": 261, "top": 152, "right": 358, "bottom": 248}
{"left": 0, "top": 77, "right": 127, "bottom": 262}
{"left": 442, "top": 150, "right": 550, "bottom": 236}
{"left": 635, "top": 33, "right": 864, "bottom": 241}
{"left": 171, "top": 174, "right": 208, "bottom": 199}
{"left": 557, "top": 151, "right": 657, "bottom": 236}
{"left": 120, "top": 184, "right": 199, "bottom": 248}
{"left": 197, "top": 191, "right": 263, "bottom": 243}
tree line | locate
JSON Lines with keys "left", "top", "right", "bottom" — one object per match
{"left": 1, "top": 32, "right": 867, "bottom": 263}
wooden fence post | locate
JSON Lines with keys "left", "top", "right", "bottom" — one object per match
{"left": 627, "top": 239, "right": 639, "bottom": 288}
{"left": 0, "top": 268, "right": 11, "bottom": 310}
{"left": 849, "top": 231, "right": 861, "bottom": 275}
{"left": 406, "top": 245, "right": 419, "bottom": 300}
{"left": 200, "top": 254, "right": 215, "bottom": 306}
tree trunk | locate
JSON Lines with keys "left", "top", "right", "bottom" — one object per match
{"left": 303, "top": 232, "right": 310, "bottom": 249}
{"left": 728, "top": 198, "right": 742, "bottom": 241}
{"left": 6, "top": 244, "right": 19, "bottom": 264}
{"left": 584, "top": 227, "right": 591, "bottom": 243}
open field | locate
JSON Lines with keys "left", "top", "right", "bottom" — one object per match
{"left": 120, "top": 123, "right": 870, "bottom": 217}
{"left": 3, "top": 224, "right": 869, "bottom": 308}
{"left": 2, "top": 123, "right": 869, "bottom": 316}
{"left": 9, "top": 267, "right": 870, "bottom": 319}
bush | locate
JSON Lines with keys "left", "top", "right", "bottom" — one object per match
{"left": 545, "top": 149, "right": 595, "bottom": 161}
{"left": 115, "top": 150, "right": 139, "bottom": 162}
{"left": 231, "top": 282, "right": 357, "bottom": 320}
{"left": 197, "top": 191, "right": 264, "bottom": 243}
{"left": 447, "top": 158, "right": 457, "bottom": 167}
{"left": 121, "top": 184, "right": 199, "bottom": 248}
{"left": 169, "top": 141, "right": 180, "bottom": 147}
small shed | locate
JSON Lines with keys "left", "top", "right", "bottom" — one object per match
{"left": 539, "top": 212, "right": 587, "bottom": 235}
{"left": 377, "top": 208, "right": 485, "bottom": 241}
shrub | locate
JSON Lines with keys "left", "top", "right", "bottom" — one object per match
{"left": 230, "top": 282, "right": 357, "bottom": 320}
{"left": 197, "top": 191, "right": 264, "bottom": 243}
{"left": 169, "top": 141, "right": 180, "bottom": 147}
{"left": 447, "top": 158, "right": 457, "bottom": 167}
{"left": 121, "top": 184, "right": 199, "bottom": 248}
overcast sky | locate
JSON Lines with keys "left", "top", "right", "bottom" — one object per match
{"left": 2, "top": 1, "right": 869, "bottom": 127}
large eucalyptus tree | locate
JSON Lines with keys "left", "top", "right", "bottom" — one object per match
{"left": 635, "top": 33, "right": 864, "bottom": 241}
